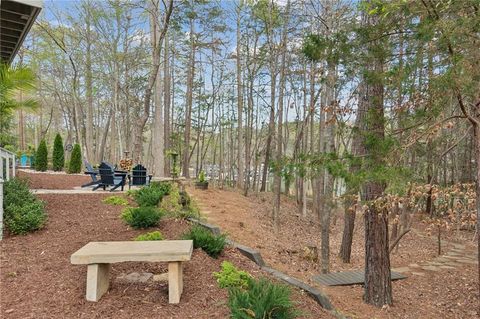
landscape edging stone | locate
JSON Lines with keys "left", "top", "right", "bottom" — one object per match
{"left": 186, "top": 217, "right": 221, "bottom": 235}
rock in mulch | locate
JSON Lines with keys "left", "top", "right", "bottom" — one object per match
{"left": 116, "top": 272, "right": 153, "bottom": 283}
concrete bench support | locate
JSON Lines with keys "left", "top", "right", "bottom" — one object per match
{"left": 168, "top": 261, "right": 183, "bottom": 303}
{"left": 87, "top": 263, "right": 110, "bottom": 302}
{"left": 71, "top": 240, "right": 193, "bottom": 304}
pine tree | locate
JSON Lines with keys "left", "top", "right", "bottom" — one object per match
{"left": 52, "top": 133, "right": 65, "bottom": 171}
{"left": 35, "top": 139, "right": 48, "bottom": 172}
{"left": 68, "top": 143, "right": 82, "bottom": 174}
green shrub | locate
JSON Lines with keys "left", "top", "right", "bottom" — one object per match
{"left": 134, "top": 183, "right": 171, "bottom": 207}
{"left": 182, "top": 225, "right": 226, "bottom": 258}
{"left": 102, "top": 195, "right": 129, "bottom": 206}
{"left": 3, "top": 178, "right": 47, "bottom": 235}
{"left": 35, "top": 139, "right": 48, "bottom": 171}
{"left": 68, "top": 143, "right": 82, "bottom": 173}
{"left": 134, "top": 187, "right": 162, "bottom": 207}
{"left": 150, "top": 181, "right": 173, "bottom": 195}
{"left": 5, "top": 201, "right": 47, "bottom": 235}
{"left": 228, "top": 277, "right": 298, "bottom": 319}
{"left": 198, "top": 170, "right": 206, "bottom": 183}
{"left": 134, "top": 231, "right": 164, "bottom": 241}
{"left": 3, "top": 178, "right": 35, "bottom": 207}
{"left": 52, "top": 133, "right": 64, "bottom": 171}
{"left": 214, "top": 261, "right": 251, "bottom": 289}
{"left": 121, "top": 206, "right": 163, "bottom": 229}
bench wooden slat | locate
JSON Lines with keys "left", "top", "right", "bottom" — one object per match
{"left": 71, "top": 240, "right": 193, "bottom": 265}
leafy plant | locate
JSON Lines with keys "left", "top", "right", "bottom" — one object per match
{"left": 52, "top": 133, "right": 64, "bottom": 171}
{"left": 5, "top": 201, "right": 47, "bottom": 235}
{"left": 134, "top": 186, "right": 164, "bottom": 207}
{"left": 198, "top": 170, "right": 206, "bottom": 183}
{"left": 0, "top": 63, "right": 37, "bottom": 139}
{"left": 102, "top": 195, "right": 129, "bottom": 206}
{"left": 134, "top": 230, "right": 164, "bottom": 241}
{"left": 68, "top": 143, "right": 82, "bottom": 173}
{"left": 134, "top": 182, "right": 172, "bottom": 207}
{"left": 182, "top": 225, "right": 226, "bottom": 258}
{"left": 35, "top": 139, "right": 48, "bottom": 171}
{"left": 213, "top": 261, "right": 251, "bottom": 289}
{"left": 121, "top": 207, "right": 163, "bottom": 229}
{"left": 150, "top": 181, "right": 173, "bottom": 196}
{"left": 228, "top": 277, "right": 298, "bottom": 319}
{"left": 3, "top": 178, "right": 35, "bottom": 207}
{"left": 3, "top": 178, "right": 47, "bottom": 235}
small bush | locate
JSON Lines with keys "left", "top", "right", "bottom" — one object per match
{"left": 150, "top": 181, "right": 173, "bottom": 195}
{"left": 134, "top": 186, "right": 164, "bottom": 207}
{"left": 134, "top": 231, "right": 164, "bottom": 241}
{"left": 3, "top": 178, "right": 47, "bottom": 235}
{"left": 52, "top": 133, "right": 64, "bottom": 171}
{"left": 5, "top": 201, "right": 47, "bottom": 235}
{"left": 198, "top": 170, "right": 206, "bottom": 183}
{"left": 103, "top": 195, "right": 129, "bottom": 206}
{"left": 121, "top": 207, "right": 163, "bottom": 229}
{"left": 182, "top": 225, "right": 226, "bottom": 258}
{"left": 228, "top": 277, "right": 298, "bottom": 319}
{"left": 68, "top": 143, "right": 82, "bottom": 173}
{"left": 3, "top": 178, "right": 35, "bottom": 207}
{"left": 35, "top": 139, "right": 48, "bottom": 171}
{"left": 214, "top": 261, "right": 251, "bottom": 289}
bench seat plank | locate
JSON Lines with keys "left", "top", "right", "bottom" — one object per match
{"left": 71, "top": 240, "right": 193, "bottom": 265}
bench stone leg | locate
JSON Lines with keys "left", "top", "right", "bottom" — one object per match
{"left": 86, "top": 263, "right": 110, "bottom": 302}
{"left": 168, "top": 261, "right": 183, "bottom": 304}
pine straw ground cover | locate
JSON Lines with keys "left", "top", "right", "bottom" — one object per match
{"left": 188, "top": 187, "right": 479, "bottom": 319}
{"left": 0, "top": 192, "right": 332, "bottom": 319}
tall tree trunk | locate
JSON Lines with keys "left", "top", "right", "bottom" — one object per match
{"left": 261, "top": 74, "right": 276, "bottom": 192}
{"left": 163, "top": 31, "right": 171, "bottom": 176}
{"left": 320, "top": 60, "right": 336, "bottom": 274}
{"left": 361, "top": 6, "right": 392, "bottom": 307}
{"left": 131, "top": 0, "right": 173, "bottom": 162}
{"left": 272, "top": 0, "right": 290, "bottom": 233}
{"left": 236, "top": 3, "right": 245, "bottom": 190}
{"left": 339, "top": 196, "right": 356, "bottom": 263}
{"left": 85, "top": 3, "right": 94, "bottom": 162}
{"left": 474, "top": 123, "right": 480, "bottom": 300}
{"left": 152, "top": 9, "right": 164, "bottom": 176}
{"left": 339, "top": 80, "right": 364, "bottom": 263}
{"left": 182, "top": 15, "right": 195, "bottom": 178}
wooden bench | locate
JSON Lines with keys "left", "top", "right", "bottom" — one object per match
{"left": 71, "top": 240, "right": 193, "bottom": 304}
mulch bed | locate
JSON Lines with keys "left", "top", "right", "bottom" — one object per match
{"left": 1, "top": 192, "right": 332, "bottom": 319}
{"left": 16, "top": 170, "right": 90, "bottom": 189}
{"left": 188, "top": 187, "right": 479, "bottom": 318}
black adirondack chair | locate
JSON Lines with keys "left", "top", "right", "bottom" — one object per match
{"left": 128, "top": 164, "right": 153, "bottom": 189}
{"left": 82, "top": 160, "right": 99, "bottom": 187}
{"left": 92, "top": 162, "right": 127, "bottom": 192}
